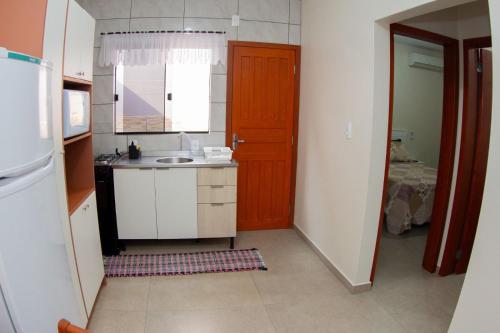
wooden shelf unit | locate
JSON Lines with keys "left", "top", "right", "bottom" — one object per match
{"left": 63, "top": 79, "right": 94, "bottom": 215}
{"left": 65, "top": 135, "right": 95, "bottom": 215}
{"left": 64, "top": 131, "right": 92, "bottom": 146}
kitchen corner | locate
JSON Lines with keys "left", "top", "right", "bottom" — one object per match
{"left": 103, "top": 150, "right": 238, "bottom": 251}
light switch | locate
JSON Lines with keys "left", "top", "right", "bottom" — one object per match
{"left": 232, "top": 15, "right": 240, "bottom": 27}
{"left": 345, "top": 121, "right": 352, "bottom": 139}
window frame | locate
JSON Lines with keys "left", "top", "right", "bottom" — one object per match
{"left": 112, "top": 64, "right": 211, "bottom": 135}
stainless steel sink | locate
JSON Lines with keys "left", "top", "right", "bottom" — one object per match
{"left": 156, "top": 157, "right": 193, "bottom": 164}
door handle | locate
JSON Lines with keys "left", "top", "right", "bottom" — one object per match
{"left": 232, "top": 133, "right": 245, "bottom": 150}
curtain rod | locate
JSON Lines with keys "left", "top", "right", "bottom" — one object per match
{"left": 100, "top": 30, "right": 226, "bottom": 36}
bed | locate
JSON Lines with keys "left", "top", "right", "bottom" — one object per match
{"left": 384, "top": 142, "right": 438, "bottom": 235}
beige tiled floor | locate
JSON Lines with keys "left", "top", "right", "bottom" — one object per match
{"left": 88, "top": 228, "right": 464, "bottom": 333}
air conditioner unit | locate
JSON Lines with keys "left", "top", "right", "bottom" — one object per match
{"left": 408, "top": 53, "right": 444, "bottom": 72}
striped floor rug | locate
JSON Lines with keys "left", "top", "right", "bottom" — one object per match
{"left": 104, "top": 248, "right": 267, "bottom": 277}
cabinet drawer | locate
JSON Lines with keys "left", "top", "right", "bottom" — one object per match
{"left": 197, "top": 185, "right": 236, "bottom": 203}
{"left": 198, "top": 203, "right": 236, "bottom": 238}
{"left": 197, "top": 167, "right": 237, "bottom": 185}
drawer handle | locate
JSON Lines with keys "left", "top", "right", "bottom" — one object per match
{"left": 211, "top": 203, "right": 224, "bottom": 206}
{"left": 210, "top": 167, "right": 224, "bottom": 170}
{"left": 82, "top": 203, "right": 90, "bottom": 211}
{"left": 139, "top": 168, "right": 153, "bottom": 170}
{"left": 210, "top": 185, "right": 224, "bottom": 189}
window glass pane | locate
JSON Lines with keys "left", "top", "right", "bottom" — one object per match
{"left": 165, "top": 63, "right": 210, "bottom": 132}
{"left": 115, "top": 62, "right": 210, "bottom": 133}
{"left": 115, "top": 64, "right": 165, "bottom": 132}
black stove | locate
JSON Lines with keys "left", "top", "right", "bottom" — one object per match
{"left": 94, "top": 152, "right": 123, "bottom": 255}
{"left": 94, "top": 153, "right": 121, "bottom": 166}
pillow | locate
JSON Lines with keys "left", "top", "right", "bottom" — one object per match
{"left": 390, "top": 142, "right": 413, "bottom": 162}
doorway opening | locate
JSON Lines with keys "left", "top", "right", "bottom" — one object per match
{"left": 371, "top": 23, "right": 459, "bottom": 282}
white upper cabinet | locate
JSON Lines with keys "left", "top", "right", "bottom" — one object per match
{"left": 64, "top": 0, "right": 95, "bottom": 81}
{"left": 156, "top": 168, "right": 198, "bottom": 239}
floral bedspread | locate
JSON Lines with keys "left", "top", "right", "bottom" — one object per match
{"left": 385, "top": 162, "right": 437, "bottom": 235}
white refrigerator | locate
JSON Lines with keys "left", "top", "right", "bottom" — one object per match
{"left": 0, "top": 49, "right": 81, "bottom": 332}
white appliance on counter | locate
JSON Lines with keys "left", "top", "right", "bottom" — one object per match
{"left": 0, "top": 49, "right": 81, "bottom": 332}
{"left": 63, "top": 89, "right": 90, "bottom": 139}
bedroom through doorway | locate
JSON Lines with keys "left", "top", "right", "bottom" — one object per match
{"left": 371, "top": 22, "right": 460, "bottom": 283}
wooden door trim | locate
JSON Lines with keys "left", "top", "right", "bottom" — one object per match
{"left": 370, "top": 24, "right": 459, "bottom": 282}
{"left": 225, "top": 41, "right": 301, "bottom": 229}
{"left": 439, "top": 36, "right": 492, "bottom": 276}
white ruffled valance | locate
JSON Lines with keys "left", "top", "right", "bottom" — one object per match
{"left": 98, "top": 32, "right": 226, "bottom": 67}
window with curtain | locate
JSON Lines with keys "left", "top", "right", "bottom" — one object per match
{"left": 98, "top": 32, "right": 226, "bottom": 134}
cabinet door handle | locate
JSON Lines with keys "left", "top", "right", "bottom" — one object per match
{"left": 83, "top": 203, "right": 90, "bottom": 211}
{"left": 139, "top": 168, "right": 153, "bottom": 170}
{"left": 210, "top": 185, "right": 224, "bottom": 189}
{"left": 211, "top": 203, "right": 224, "bottom": 206}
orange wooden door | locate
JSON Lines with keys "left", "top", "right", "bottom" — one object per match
{"left": 227, "top": 43, "right": 297, "bottom": 230}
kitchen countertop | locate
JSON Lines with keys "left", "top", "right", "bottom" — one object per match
{"left": 112, "top": 151, "right": 238, "bottom": 169}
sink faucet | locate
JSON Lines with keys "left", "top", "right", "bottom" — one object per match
{"left": 178, "top": 132, "right": 192, "bottom": 152}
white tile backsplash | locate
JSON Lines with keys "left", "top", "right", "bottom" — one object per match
{"left": 189, "top": 132, "right": 226, "bottom": 148}
{"left": 183, "top": 18, "right": 237, "bottom": 42}
{"left": 290, "top": 0, "right": 301, "bottom": 25}
{"left": 130, "top": 17, "right": 184, "bottom": 31}
{"left": 93, "top": 133, "right": 128, "bottom": 156}
{"left": 78, "top": 0, "right": 132, "bottom": 19}
{"left": 93, "top": 75, "right": 114, "bottom": 105}
{"left": 184, "top": 0, "right": 238, "bottom": 19}
{"left": 94, "top": 19, "right": 130, "bottom": 47}
{"left": 239, "top": 0, "right": 289, "bottom": 24}
{"left": 210, "top": 74, "right": 227, "bottom": 103}
{"left": 93, "top": 104, "right": 114, "bottom": 133}
{"left": 289, "top": 24, "right": 300, "bottom": 45}
{"left": 127, "top": 134, "right": 180, "bottom": 151}
{"left": 238, "top": 20, "right": 289, "bottom": 44}
{"left": 131, "top": 0, "right": 184, "bottom": 18}
{"left": 210, "top": 103, "right": 226, "bottom": 132}
{"left": 77, "top": 0, "right": 300, "bottom": 154}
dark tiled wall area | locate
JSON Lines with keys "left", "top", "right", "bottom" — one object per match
{"left": 76, "top": 0, "right": 301, "bottom": 155}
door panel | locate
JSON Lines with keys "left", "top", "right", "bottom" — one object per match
{"left": 113, "top": 168, "right": 157, "bottom": 239}
{"left": 229, "top": 44, "right": 296, "bottom": 230}
{"left": 155, "top": 168, "right": 197, "bottom": 239}
{"left": 455, "top": 49, "right": 493, "bottom": 273}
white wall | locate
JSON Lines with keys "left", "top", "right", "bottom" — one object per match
{"left": 393, "top": 41, "right": 444, "bottom": 167}
{"left": 295, "top": 0, "right": 492, "bottom": 290}
{"left": 449, "top": 1, "right": 499, "bottom": 330}
{"left": 75, "top": 0, "right": 301, "bottom": 155}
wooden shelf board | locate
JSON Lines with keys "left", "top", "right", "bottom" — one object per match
{"left": 67, "top": 186, "right": 95, "bottom": 215}
{"left": 63, "top": 76, "right": 92, "bottom": 86}
{"left": 64, "top": 131, "right": 92, "bottom": 146}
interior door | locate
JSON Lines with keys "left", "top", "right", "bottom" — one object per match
{"left": 228, "top": 43, "right": 297, "bottom": 230}
{"left": 455, "top": 48, "right": 493, "bottom": 273}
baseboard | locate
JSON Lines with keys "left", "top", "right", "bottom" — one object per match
{"left": 293, "top": 225, "right": 372, "bottom": 294}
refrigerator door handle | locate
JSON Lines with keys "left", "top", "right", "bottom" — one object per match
{"left": 0, "top": 157, "right": 54, "bottom": 199}
{"left": 0, "top": 150, "right": 54, "bottom": 179}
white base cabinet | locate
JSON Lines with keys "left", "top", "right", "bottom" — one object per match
{"left": 156, "top": 168, "right": 197, "bottom": 239}
{"left": 70, "top": 191, "right": 104, "bottom": 315}
{"left": 114, "top": 166, "right": 237, "bottom": 241}
{"left": 114, "top": 168, "right": 157, "bottom": 239}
